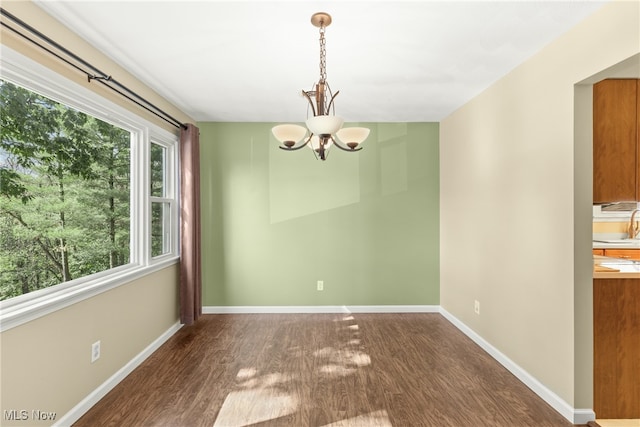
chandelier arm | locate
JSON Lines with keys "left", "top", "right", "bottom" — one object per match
{"left": 311, "top": 145, "right": 321, "bottom": 160}
{"left": 279, "top": 144, "right": 307, "bottom": 151}
{"left": 301, "top": 90, "right": 317, "bottom": 117}
{"left": 325, "top": 90, "right": 340, "bottom": 116}
{"left": 330, "top": 136, "right": 363, "bottom": 152}
{"left": 279, "top": 134, "right": 313, "bottom": 151}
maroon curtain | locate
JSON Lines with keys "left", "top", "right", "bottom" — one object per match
{"left": 179, "top": 123, "right": 202, "bottom": 325}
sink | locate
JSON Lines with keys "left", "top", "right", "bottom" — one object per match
{"left": 593, "top": 239, "right": 639, "bottom": 244}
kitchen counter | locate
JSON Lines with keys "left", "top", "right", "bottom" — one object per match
{"left": 593, "top": 240, "right": 640, "bottom": 249}
{"left": 593, "top": 255, "right": 640, "bottom": 278}
{"left": 592, "top": 232, "right": 640, "bottom": 249}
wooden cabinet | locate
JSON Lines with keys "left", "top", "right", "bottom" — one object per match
{"left": 593, "top": 248, "right": 640, "bottom": 259}
{"left": 593, "top": 278, "right": 640, "bottom": 418}
{"left": 603, "top": 248, "right": 640, "bottom": 260}
{"left": 593, "top": 79, "right": 640, "bottom": 203}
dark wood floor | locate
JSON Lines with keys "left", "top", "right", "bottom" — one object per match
{"left": 74, "top": 313, "right": 587, "bottom": 427}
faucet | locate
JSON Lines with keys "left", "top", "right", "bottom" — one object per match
{"left": 628, "top": 209, "right": 640, "bottom": 239}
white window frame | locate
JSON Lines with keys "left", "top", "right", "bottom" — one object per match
{"left": 149, "top": 138, "right": 179, "bottom": 260}
{"left": 0, "top": 46, "right": 180, "bottom": 332}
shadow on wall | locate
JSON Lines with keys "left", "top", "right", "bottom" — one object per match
{"left": 268, "top": 123, "right": 409, "bottom": 224}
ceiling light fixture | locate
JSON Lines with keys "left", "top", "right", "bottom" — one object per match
{"left": 272, "top": 12, "right": 369, "bottom": 161}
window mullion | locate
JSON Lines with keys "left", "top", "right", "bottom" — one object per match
{"left": 132, "top": 128, "right": 151, "bottom": 266}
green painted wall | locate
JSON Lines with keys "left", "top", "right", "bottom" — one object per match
{"left": 198, "top": 122, "right": 439, "bottom": 306}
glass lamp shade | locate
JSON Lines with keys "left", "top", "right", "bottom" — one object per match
{"left": 307, "top": 135, "right": 333, "bottom": 151}
{"left": 336, "top": 127, "right": 370, "bottom": 149}
{"left": 272, "top": 124, "right": 307, "bottom": 147}
{"left": 305, "top": 115, "right": 343, "bottom": 136}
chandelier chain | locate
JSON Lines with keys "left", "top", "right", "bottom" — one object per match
{"left": 319, "top": 26, "right": 327, "bottom": 83}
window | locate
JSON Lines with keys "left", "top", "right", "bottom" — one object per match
{"left": 150, "top": 142, "right": 177, "bottom": 258}
{"left": 0, "top": 46, "right": 179, "bottom": 330}
{"left": 0, "top": 80, "right": 132, "bottom": 300}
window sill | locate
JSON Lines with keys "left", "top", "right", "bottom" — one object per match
{"left": 0, "top": 256, "right": 179, "bottom": 333}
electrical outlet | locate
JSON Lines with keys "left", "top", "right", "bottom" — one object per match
{"left": 474, "top": 300, "right": 480, "bottom": 315}
{"left": 91, "top": 341, "right": 101, "bottom": 363}
{"left": 317, "top": 280, "right": 324, "bottom": 291}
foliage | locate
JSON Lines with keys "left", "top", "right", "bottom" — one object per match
{"left": 150, "top": 143, "right": 167, "bottom": 257}
{"left": 0, "top": 80, "right": 130, "bottom": 301}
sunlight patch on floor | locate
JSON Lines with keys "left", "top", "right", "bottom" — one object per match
{"left": 319, "top": 364, "right": 358, "bottom": 377}
{"left": 236, "top": 368, "right": 257, "bottom": 379}
{"left": 596, "top": 420, "right": 640, "bottom": 427}
{"left": 320, "top": 410, "right": 392, "bottom": 427}
{"left": 314, "top": 347, "right": 372, "bottom": 375}
{"left": 215, "top": 314, "right": 377, "bottom": 426}
{"left": 213, "top": 368, "right": 298, "bottom": 427}
{"left": 314, "top": 347, "right": 371, "bottom": 366}
{"left": 213, "top": 388, "right": 298, "bottom": 427}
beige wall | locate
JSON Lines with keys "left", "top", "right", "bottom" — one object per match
{"left": 0, "top": 265, "right": 180, "bottom": 427}
{"left": 440, "top": 0, "right": 640, "bottom": 411}
{"left": 0, "top": 1, "right": 190, "bottom": 424}
{"left": 593, "top": 222, "right": 631, "bottom": 234}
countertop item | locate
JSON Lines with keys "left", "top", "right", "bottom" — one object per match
{"left": 593, "top": 255, "right": 640, "bottom": 278}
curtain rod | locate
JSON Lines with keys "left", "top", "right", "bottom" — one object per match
{"left": 0, "top": 8, "right": 188, "bottom": 130}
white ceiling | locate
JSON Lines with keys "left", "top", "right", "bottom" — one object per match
{"left": 35, "top": 1, "right": 607, "bottom": 123}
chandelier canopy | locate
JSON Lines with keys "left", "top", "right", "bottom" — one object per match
{"left": 272, "top": 12, "right": 370, "bottom": 161}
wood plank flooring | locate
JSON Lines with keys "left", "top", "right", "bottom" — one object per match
{"left": 73, "top": 313, "right": 587, "bottom": 427}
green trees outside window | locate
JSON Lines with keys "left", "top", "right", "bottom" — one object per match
{"left": 150, "top": 143, "right": 169, "bottom": 257}
{"left": 0, "top": 80, "right": 131, "bottom": 301}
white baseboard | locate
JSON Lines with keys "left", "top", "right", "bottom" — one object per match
{"left": 572, "top": 409, "right": 597, "bottom": 425}
{"left": 54, "top": 321, "right": 182, "bottom": 427}
{"left": 439, "top": 308, "right": 595, "bottom": 425}
{"left": 203, "top": 305, "right": 440, "bottom": 314}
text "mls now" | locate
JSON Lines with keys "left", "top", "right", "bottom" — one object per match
{"left": 4, "top": 410, "right": 57, "bottom": 421}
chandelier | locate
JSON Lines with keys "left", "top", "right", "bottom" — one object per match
{"left": 272, "top": 12, "right": 370, "bottom": 161}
